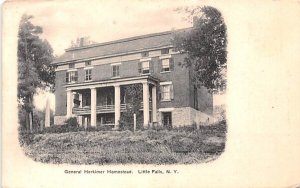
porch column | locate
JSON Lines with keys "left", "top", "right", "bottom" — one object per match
{"left": 152, "top": 85, "right": 157, "bottom": 123}
{"left": 90, "top": 87, "right": 97, "bottom": 127}
{"left": 66, "top": 89, "right": 72, "bottom": 118}
{"left": 143, "top": 82, "right": 150, "bottom": 127}
{"left": 114, "top": 84, "right": 121, "bottom": 129}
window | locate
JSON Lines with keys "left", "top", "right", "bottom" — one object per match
{"left": 85, "top": 61, "right": 91, "bottom": 66}
{"left": 141, "top": 51, "right": 149, "bottom": 57}
{"left": 160, "top": 84, "right": 174, "bottom": 101}
{"left": 160, "top": 58, "right": 174, "bottom": 72}
{"left": 85, "top": 69, "right": 92, "bottom": 81}
{"left": 69, "top": 63, "right": 75, "bottom": 68}
{"left": 161, "top": 48, "right": 169, "bottom": 55}
{"left": 66, "top": 71, "right": 78, "bottom": 83}
{"left": 139, "top": 61, "right": 151, "bottom": 74}
{"left": 141, "top": 61, "right": 150, "bottom": 74}
{"left": 162, "top": 59, "right": 170, "bottom": 72}
{"left": 112, "top": 65, "right": 120, "bottom": 77}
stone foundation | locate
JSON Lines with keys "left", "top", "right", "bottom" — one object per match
{"left": 190, "top": 107, "right": 214, "bottom": 125}
{"left": 54, "top": 115, "right": 67, "bottom": 125}
{"left": 159, "top": 107, "right": 213, "bottom": 127}
{"left": 172, "top": 107, "right": 193, "bottom": 127}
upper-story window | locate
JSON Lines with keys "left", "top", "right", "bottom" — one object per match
{"left": 161, "top": 48, "right": 170, "bottom": 55}
{"left": 138, "top": 61, "right": 150, "bottom": 74}
{"left": 112, "top": 64, "right": 120, "bottom": 77}
{"left": 85, "top": 69, "right": 92, "bottom": 81}
{"left": 160, "top": 82, "right": 174, "bottom": 101}
{"left": 85, "top": 61, "right": 91, "bottom": 66}
{"left": 66, "top": 71, "right": 78, "bottom": 83}
{"left": 160, "top": 58, "right": 174, "bottom": 72}
{"left": 69, "top": 63, "right": 75, "bottom": 69}
{"left": 141, "top": 51, "right": 149, "bottom": 58}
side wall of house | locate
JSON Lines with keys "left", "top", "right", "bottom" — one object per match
{"left": 153, "top": 53, "right": 191, "bottom": 108}
{"left": 55, "top": 71, "right": 67, "bottom": 116}
{"left": 54, "top": 70, "right": 67, "bottom": 125}
{"left": 188, "top": 67, "right": 213, "bottom": 115}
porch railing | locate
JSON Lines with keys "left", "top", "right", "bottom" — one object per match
{"left": 72, "top": 102, "right": 152, "bottom": 115}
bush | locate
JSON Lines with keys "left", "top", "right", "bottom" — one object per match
{"left": 18, "top": 126, "right": 35, "bottom": 146}
{"left": 119, "top": 111, "right": 143, "bottom": 131}
{"left": 86, "top": 125, "right": 113, "bottom": 131}
{"left": 173, "top": 124, "right": 197, "bottom": 132}
{"left": 41, "top": 117, "right": 82, "bottom": 134}
{"left": 65, "top": 117, "right": 79, "bottom": 128}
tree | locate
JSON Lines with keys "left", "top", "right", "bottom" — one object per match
{"left": 172, "top": 6, "right": 227, "bottom": 93}
{"left": 119, "top": 84, "right": 143, "bottom": 130}
{"left": 18, "top": 14, "right": 55, "bottom": 132}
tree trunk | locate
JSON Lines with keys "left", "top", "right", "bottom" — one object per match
{"left": 29, "top": 111, "right": 33, "bottom": 133}
{"left": 25, "top": 112, "right": 30, "bottom": 132}
{"left": 25, "top": 110, "right": 33, "bottom": 133}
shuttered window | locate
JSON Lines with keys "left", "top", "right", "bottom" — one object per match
{"left": 139, "top": 60, "right": 153, "bottom": 74}
{"left": 160, "top": 58, "right": 174, "bottom": 72}
{"left": 85, "top": 69, "right": 92, "bottom": 81}
{"left": 66, "top": 71, "right": 78, "bottom": 83}
{"left": 160, "top": 84, "right": 174, "bottom": 101}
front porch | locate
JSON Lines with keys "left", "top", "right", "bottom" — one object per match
{"left": 66, "top": 76, "right": 158, "bottom": 129}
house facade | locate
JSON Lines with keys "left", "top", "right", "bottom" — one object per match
{"left": 52, "top": 29, "right": 213, "bottom": 128}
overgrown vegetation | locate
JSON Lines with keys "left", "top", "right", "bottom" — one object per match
{"left": 119, "top": 84, "right": 144, "bottom": 130}
{"left": 18, "top": 14, "right": 55, "bottom": 132}
{"left": 173, "top": 6, "right": 227, "bottom": 93}
{"left": 21, "top": 121, "right": 226, "bottom": 165}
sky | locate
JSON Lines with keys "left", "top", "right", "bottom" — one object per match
{"left": 28, "top": 0, "right": 195, "bottom": 56}
{"left": 19, "top": 0, "right": 197, "bottom": 111}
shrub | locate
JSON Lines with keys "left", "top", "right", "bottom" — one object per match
{"left": 151, "top": 125, "right": 164, "bottom": 131}
{"left": 18, "top": 126, "right": 35, "bottom": 146}
{"left": 173, "top": 124, "right": 197, "bottom": 132}
{"left": 65, "top": 117, "right": 79, "bottom": 128}
{"left": 86, "top": 125, "right": 113, "bottom": 131}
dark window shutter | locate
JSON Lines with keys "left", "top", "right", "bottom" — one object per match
{"left": 150, "top": 60, "right": 154, "bottom": 73}
{"left": 75, "top": 71, "right": 78, "bottom": 81}
{"left": 66, "top": 72, "right": 69, "bottom": 83}
{"left": 138, "top": 62, "right": 142, "bottom": 74}
{"left": 159, "top": 59, "right": 163, "bottom": 72}
{"left": 170, "top": 84, "right": 174, "bottom": 99}
{"left": 170, "top": 58, "right": 174, "bottom": 71}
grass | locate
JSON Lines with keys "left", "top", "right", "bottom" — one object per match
{"left": 21, "top": 122, "right": 226, "bottom": 165}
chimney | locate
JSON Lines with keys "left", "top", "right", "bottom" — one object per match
{"left": 79, "top": 37, "right": 84, "bottom": 47}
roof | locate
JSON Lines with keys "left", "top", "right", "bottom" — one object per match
{"left": 52, "top": 27, "right": 192, "bottom": 64}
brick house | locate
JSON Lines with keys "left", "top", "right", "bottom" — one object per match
{"left": 52, "top": 28, "right": 213, "bottom": 128}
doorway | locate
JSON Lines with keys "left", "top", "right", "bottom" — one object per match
{"left": 162, "top": 112, "right": 172, "bottom": 128}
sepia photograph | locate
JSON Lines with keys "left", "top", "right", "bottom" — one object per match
{"left": 17, "top": 2, "right": 227, "bottom": 165}
{"left": 2, "top": 0, "right": 300, "bottom": 188}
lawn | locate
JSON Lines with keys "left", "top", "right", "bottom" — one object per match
{"left": 21, "top": 123, "right": 226, "bottom": 165}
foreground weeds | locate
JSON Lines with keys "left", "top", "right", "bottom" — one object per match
{"left": 21, "top": 122, "right": 226, "bottom": 165}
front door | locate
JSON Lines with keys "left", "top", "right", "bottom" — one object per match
{"left": 162, "top": 112, "right": 172, "bottom": 128}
